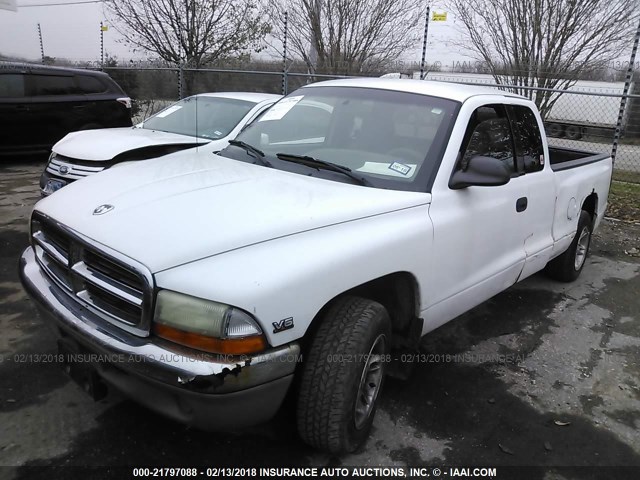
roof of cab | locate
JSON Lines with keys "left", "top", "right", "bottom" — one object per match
{"left": 302, "top": 77, "right": 525, "bottom": 103}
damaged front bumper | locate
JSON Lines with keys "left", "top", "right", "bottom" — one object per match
{"left": 19, "top": 246, "right": 299, "bottom": 429}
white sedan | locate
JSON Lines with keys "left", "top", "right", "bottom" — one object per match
{"left": 40, "top": 92, "right": 281, "bottom": 195}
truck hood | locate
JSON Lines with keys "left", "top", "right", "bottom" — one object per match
{"left": 35, "top": 152, "right": 431, "bottom": 272}
{"left": 53, "top": 127, "right": 207, "bottom": 161}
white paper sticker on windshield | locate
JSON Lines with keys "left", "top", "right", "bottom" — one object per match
{"left": 357, "top": 162, "right": 416, "bottom": 178}
{"left": 388, "top": 162, "right": 412, "bottom": 176}
{"left": 258, "top": 96, "right": 304, "bottom": 121}
{"left": 155, "top": 105, "right": 183, "bottom": 118}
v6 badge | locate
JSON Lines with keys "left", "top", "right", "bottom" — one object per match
{"left": 272, "top": 317, "right": 294, "bottom": 333}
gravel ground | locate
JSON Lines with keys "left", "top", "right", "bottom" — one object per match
{"left": 0, "top": 157, "right": 639, "bottom": 479}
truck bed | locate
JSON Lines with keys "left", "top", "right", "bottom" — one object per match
{"left": 549, "top": 146, "right": 610, "bottom": 171}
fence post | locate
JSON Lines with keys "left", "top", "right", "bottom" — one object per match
{"left": 100, "top": 22, "right": 104, "bottom": 70}
{"left": 282, "top": 11, "right": 288, "bottom": 95}
{"left": 612, "top": 18, "right": 640, "bottom": 165}
{"left": 37, "top": 23, "right": 45, "bottom": 64}
{"left": 419, "top": 7, "right": 431, "bottom": 80}
{"left": 178, "top": 64, "right": 184, "bottom": 99}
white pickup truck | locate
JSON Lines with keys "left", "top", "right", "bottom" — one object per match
{"left": 20, "top": 78, "right": 612, "bottom": 454}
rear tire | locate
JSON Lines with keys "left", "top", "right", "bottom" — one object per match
{"left": 297, "top": 296, "right": 391, "bottom": 453}
{"left": 545, "top": 210, "right": 592, "bottom": 282}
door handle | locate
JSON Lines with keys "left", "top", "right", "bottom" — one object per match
{"left": 516, "top": 197, "right": 528, "bottom": 212}
{"left": 14, "top": 105, "right": 29, "bottom": 111}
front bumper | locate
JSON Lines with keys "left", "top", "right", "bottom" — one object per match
{"left": 39, "top": 170, "right": 69, "bottom": 197}
{"left": 19, "top": 246, "right": 299, "bottom": 429}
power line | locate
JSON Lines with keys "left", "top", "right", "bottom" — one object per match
{"left": 19, "top": 1, "right": 102, "bottom": 7}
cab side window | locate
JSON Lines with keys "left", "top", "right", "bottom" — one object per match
{"left": 509, "top": 105, "right": 545, "bottom": 173}
{"left": 457, "top": 105, "right": 516, "bottom": 175}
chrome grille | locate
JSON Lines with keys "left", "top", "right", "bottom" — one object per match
{"left": 46, "top": 154, "right": 106, "bottom": 180}
{"left": 31, "top": 213, "right": 153, "bottom": 336}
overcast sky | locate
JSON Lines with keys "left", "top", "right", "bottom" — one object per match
{"left": 0, "top": 2, "right": 121, "bottom": 62}
{"left": 0, "top": 1, "right": 471, "bottom": 68}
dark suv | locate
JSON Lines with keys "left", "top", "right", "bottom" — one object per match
{"left": 0, "top": 62, "right": 132, "bottom": 156}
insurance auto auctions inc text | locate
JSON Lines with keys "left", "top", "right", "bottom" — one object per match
{"left": 257, "top": 467, "right": 497, "bottom": 477}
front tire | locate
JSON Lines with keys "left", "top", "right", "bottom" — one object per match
{"left": 545, "top": 210, "right": 593, "bottom": 282}
{"left": 297, "top": 296, "right": 391, "bottom": 453}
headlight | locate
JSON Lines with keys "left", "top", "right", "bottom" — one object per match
{"left": 153, "top": 290, "right": 267, "bottom": 355}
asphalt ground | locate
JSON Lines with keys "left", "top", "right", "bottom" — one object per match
{"left": 1, "top": 156, "right": 639, "bottom": 480}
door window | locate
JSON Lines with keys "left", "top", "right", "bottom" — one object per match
{"left": 457, "top": 105, "right": 516, "bottom": 175}
{"left": 509, "top": 105, "right": 545, "bottom": 173}
{"left": 0, "top": 74, "right": 25, "bottom": 98}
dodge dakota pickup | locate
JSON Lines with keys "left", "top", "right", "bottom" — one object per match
{"left": 20, "top": 78, "right": 612, "bottom": 454}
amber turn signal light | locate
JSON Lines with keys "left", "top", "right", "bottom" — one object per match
{"left": 153, "top": 323, "right": 267, "bottom": 356}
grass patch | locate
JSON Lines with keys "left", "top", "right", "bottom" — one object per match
{"left": 607, "top": 181, "right": 640, "bottom": 222}
{"left": 612, "top": 169, "right": 640, "bottom": 184}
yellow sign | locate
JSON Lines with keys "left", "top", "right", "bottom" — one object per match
{"left": 432, "top": 12, "right": 447, "bottom": 22}
{"left": 101, "top": 25, "right": 109, "bottom": 32}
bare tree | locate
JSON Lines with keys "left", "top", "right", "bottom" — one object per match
{"left": 272, "top": 0, "right": 425, "bottom": 75}
{"left": 447, "top": 0, "right": 639, "bottom": 117}
{"left": 104, "top": 0, "right": 270, "bottom": 67}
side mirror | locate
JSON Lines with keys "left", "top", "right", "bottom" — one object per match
{"left": 449, "top": 156, "right": 511, "bottom": 189}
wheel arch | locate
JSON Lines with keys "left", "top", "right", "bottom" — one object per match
{"left": 302, "top": 271, "right": 423, "bottom": 351}
{"left": 582, "top": 190, "right": 598, "bottom": 225}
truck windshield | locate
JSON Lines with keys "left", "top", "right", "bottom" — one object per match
{"left": 142, "top": 96, "right": 256, "bottom": 140}
{"left": 225, "top": 86, "right": 459, "bottom": 191}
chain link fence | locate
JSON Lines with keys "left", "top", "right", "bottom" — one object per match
{"left": 102, "top": 63, "right": 358, "bottom": 123}
{"left": 101, "top": 65, "right": 640, "bottom": 183}
{"left": 424, "top": 72, "right": 640, "bottom": 183}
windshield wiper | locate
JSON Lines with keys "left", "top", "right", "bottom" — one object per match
{"left": 228, "top": 140, "right": 272, "bottom": 167}
{"left": 275, "top": 153, "right": 372, "bottom": 187}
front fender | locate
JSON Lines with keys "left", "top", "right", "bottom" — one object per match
{"left": 154, "top": 204, "right": 433, "bottom": 347}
